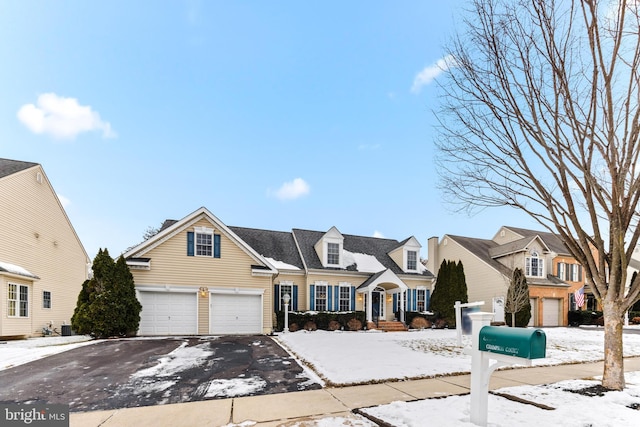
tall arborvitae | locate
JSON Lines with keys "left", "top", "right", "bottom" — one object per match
{"left": 71, "top": 249, "right": 141, "bottom": 338}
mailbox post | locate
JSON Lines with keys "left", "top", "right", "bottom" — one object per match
{"left": 467, "top": 312, "right": 546, "bottom": 426}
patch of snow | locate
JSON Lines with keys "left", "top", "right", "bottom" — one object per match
{"left": 343, "top": 250, "right": 386, "bottom": 273}
{"left": 363, "top": 371, "right": 640, "bottom": 427}
{"left": 265, "top": 257, "right": 300, "bottom": 270}
{"left": 0, "top": 335, "right": 96, "bottom": 371}
{"left": 277, "top": 328, "right": 640, "bottom": 385}
{"left": 132, "top": 341, "right": 214, "bottom": 378}
{"left": 204, "top": 377, "right": 267, "bottom": 398}
{"left": 0, "top": 261, "right": 37, "bottom": 278}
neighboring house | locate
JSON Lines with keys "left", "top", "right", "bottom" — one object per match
{"left": 426, "top": 226, "right": 587, "bottom": 327}
{"left": 123, "top": 207, "right": 435, "bottom": 335}
{"left": 0, "top": 158, "right": 90, "bottom": 338}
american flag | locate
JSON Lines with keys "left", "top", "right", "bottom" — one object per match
{"left": 574, "top": 286, "right": 585, "bottom": 308}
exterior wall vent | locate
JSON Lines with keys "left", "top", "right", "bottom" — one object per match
{"left": 36, "top": 172, "right": 43, "bottom": 184}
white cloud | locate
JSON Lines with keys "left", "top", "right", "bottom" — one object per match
{"left": 17, "top": 93, "right": 116, "bottom": 140}
{"left": 373, "top": 231, "right": 385, "bottom": 238}
{"left": 273, "top": 178, "right": 310, "bottom": 201}
{"left": 57, "top": 194, "right": 70, "bottom": 208}
{"left": 411, "top": 55, "right": 456, "bottom": 94}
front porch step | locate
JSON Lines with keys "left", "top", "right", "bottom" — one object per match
{"left": 367, "top": 320, "right": 408, "bottom": 332}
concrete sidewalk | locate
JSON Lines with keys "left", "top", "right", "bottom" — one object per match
{"left": 70, "top": 357, "right": 640, "bottom": 427}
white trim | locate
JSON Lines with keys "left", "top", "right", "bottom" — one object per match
{"left": 136, "top": 284, "right": 200, "bottom": 293}
{"left": 209, "top": 287, "right": 265, "bottom": 296}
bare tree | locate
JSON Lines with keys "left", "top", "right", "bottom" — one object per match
{"left": 436, "top": 0, "right": 640, "bottom": 389}
{"left": 504, "top": 268, "right": 531, "bottom": 327}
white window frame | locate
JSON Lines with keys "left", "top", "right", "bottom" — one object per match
{"left": 327, "top": 242, "right": 340, "bottom": 266}
{"left": 279, "top": 281, "right": 293, "bottom": 311}
{"left": 315, "top": 283, "right": 328, "bottom": 311}
{"left": 8, "top": 283, "right": 29, "bottom": 318}
{"left": 525, "top": 251, "right": 545, "bottom": 278}
{"left": 407, "top": 250, "right": 417, "bottom": 271}
{"left": 416, "top": 287, "right": 426, "bottom": 312}
{"left": 557, "top": 262, "right": 566, "bottom": 280}
{"left": 194, "top": 226, "right": 214, "bottom": 257}
{"left": 338, "top": 283, "right": 351, "bottom": 311}
{"left": 43, "top": 290, "right": 52, "bottom": 309}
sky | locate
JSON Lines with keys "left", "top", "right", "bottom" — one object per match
{"left": 0, "top": 1, "right": 543, "bottom": 260}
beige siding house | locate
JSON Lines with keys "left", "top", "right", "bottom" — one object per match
{"left": 0, "top": 159, "right": 90, "bottom": 338}
{"left": 427, "top": 226, "right": 587, "bottom": 327}
{"left": 124, "top": 207, "right": 435, "bottom": 335}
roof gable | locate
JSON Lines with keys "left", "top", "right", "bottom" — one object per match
{"left": 124, "top": 207, "right": 277, "bottom": 273}
{"left": 0, "top": 158, "right": 38, "bottom": 179}
{"left": 501, "top": 226, "right": 570, "bottom": 255}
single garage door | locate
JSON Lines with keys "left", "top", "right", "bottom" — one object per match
{"left": 211, "top": 293, "right": 262, "bottom": 334}
{"left": 542, "top": 298, "right": 561, "bottom": 326}
{"left": 138, "top": 291, "right": 198, "bottom": 335}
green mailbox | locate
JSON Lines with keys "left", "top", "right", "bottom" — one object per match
{"left": 479, "top": 326, "right": 546, "bottom": 359}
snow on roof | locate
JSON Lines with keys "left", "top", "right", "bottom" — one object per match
{"left": 343, "top": 250, "right": 386, "bottom": 273}
{"left": 265, "top": 257, "right": 301, "bottom": 271}
{"left": 0, "top": 261, "right": 38, "bottom": 279}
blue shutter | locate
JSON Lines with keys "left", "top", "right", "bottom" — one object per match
{"left": 350, "top": 286, "right": 356, "bottom": 311}
{"left": 327, "top": 286, "right": 333, "bottom": 311}
{"left": 393, "top": 294, "right": 398, "bottom": 313}
{"left": 292, "top": 285, "right": 298, "bottom": 311}
{"left": 187, "top": 232, "right": 194, "bottom": 256}
{"left": 309, "top": 285, "right": 315, "bottom": 310}
{"left": 213, "top": 234, "right": 221, "bottom": 258}
{"left": 334, "top": 286, "right": 340, "bottom": 311}
{"left": 274, "top": 285, "right": 280, "bottom": 311}
{"left": 406, "top": 290, "right": 411, "bottom": 312}
{"left": 412, "top": 289, "right": 417, "bottom": 311}
{"left": 426, "top": 290, "right": 431, "bottom": 311}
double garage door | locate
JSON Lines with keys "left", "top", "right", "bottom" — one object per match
{"left": 138, "top": 291, "right": 262, "bottom": 335}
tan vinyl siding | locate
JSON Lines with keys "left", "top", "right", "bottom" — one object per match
{"left": 0, "top": 166, "right": 89, "bottom": 337}
{"left": 437, "top": 237, "right": 507, "bottom": 314}
{"left": 387, "top": 248, "right": 403, "bottom": 271}
{"left": 198, "top": 294, "right": 209, "bottom": 334}
{"left": 131, "top": 219, "right": 273, "bottom": 333}
{"left": 492, "top": 227, "right": 524, "bottom": 245}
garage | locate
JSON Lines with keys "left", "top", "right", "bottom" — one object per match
{"left": 210, "top": 293, "right": 262, "bottom": 334}
{"left": 542, "top": 298, "right": 561, "bottom": 326}
{"left": 138, "top": 291, "right": 198, "bottom": 335}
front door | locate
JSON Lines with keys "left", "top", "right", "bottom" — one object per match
{"left": 372, "top": 289, "right": 385, "bottom": 320}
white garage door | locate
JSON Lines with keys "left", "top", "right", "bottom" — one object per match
{"left": 543, "top": 298, "right": 561, "bottom": 326}
{"left": 138, "top": 291, "right": 198, "bottom": 335}
{"left": 210, "top": 293, "right": 262, "bottom": 334}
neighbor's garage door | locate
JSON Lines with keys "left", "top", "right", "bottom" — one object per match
{"left": 210, "top": 293, "right": 262, "bottom": 334}
{"left": 138, "top": 291, "right": 198, "bottom": 335}
{"left": 542, "top": 298, "right": 561, "bottom": 326}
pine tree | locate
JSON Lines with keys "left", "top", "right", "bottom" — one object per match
{"left": 505, "top": 268, "right": 531, "bottom": 327}
{"left": 71, "top": 249, "right": 142, "bottom": 338}
{"left": 429, "top": 260, "right": 468, "bottom": 327}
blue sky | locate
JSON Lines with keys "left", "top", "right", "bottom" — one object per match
{"left": 1, "top": 1, "right": 540, "bottom": 259}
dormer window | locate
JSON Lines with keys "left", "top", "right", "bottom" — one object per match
{"left": 407, "top": 251, "right": 417, "bottom": 271}
{"left": 526, "top": 250, "right": 544, "bottom": 278}
{"left": 327, "top": 243, "right": 340, "bottom": 265}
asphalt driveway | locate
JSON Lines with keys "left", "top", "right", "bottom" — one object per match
{"left": 0, "top": 336, "right": 320, "bottom": 412}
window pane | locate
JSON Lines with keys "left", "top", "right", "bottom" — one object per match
{"left": 19, "top": 286, "right": 28, "bottom": 317}
{"left": 339, "top": 286, "right": 350, "bottom": 311}
{"left": 196, "top": 233, "right": 213, "bottom": 256}
{"left": 327, "top": 243, "right": 340, "bottom": 265}
{"left": 408, "top": 251, "right": 417, "bottom": 270}
{"left": 280, "top": 284, "right": 292, "bottom": 310}
{"left": 43, "top": 291, "right": 51, "bottom": 309}
{"left": 315, "top": 285, "right": 327, "bottom": 311}
{"left": 417, "top": 289, "right": 425, "bottom": 311}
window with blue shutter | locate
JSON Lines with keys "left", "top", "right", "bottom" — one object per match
{"left": 309, "top": 285, "right": 315, "bottom": 310}
{"left": 350, "top": 286, "right": 356, "bottom": 311}
{"left": 334, "top": 285, "right": 340, "bottom": 311}
{"left": 412, "top": 289, "right": 417, "bottom": 311}
{"left": 187, "top": 232, "right": 194, "bottom": 256}
{"left": 327, "top": 286, "right": 333, "bottom": 311}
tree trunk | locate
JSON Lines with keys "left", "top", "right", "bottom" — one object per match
{"left": 602, "top": 300, "right": 625, "bottom": 390}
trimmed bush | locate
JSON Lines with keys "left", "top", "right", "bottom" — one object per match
{"left": 275, "top": 311, "right": 366, "bottom": 332}
{"left": 328, "top": 320, "right": 341, "bottom": 331}
{"left": 347, "top": 318, "right": 362, "bottom": 331}
{"left": 303, "top": 321, "right": 317, "bottom": 331}
{"left": 410, "top": 316, "right": 430, "bottom": 329}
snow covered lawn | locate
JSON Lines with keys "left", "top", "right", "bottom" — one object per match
{"left": 275, "top": 327, "right": 640, "bottom": 385}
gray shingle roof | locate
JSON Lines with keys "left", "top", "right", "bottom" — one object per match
{"left": 229, "top": 226, "right": 305, "bottom": 270}
{"left": 502, "top": 226, "right": 570, "bottom": 255}
{"left": 0, "top": 158, "right": 38, "bottom": 179}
